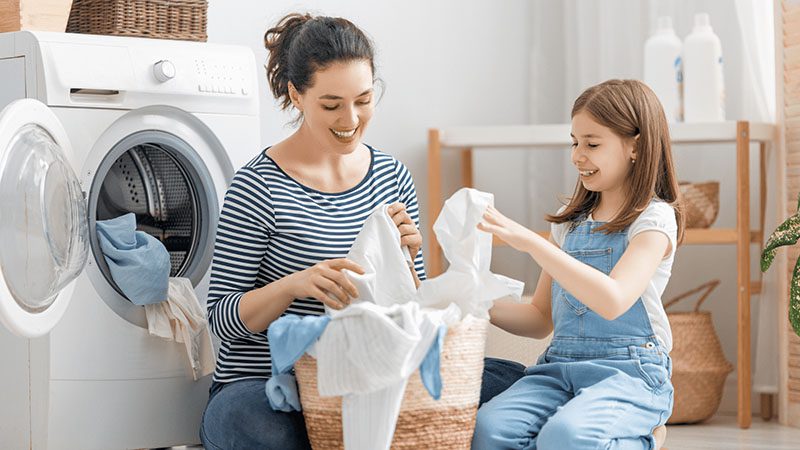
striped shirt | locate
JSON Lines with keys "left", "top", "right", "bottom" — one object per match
{"left": 207, "top": 145, "right": 426, "bottom": 383}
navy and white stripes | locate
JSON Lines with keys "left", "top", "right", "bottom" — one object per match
{"left": 207, "top": 146, "right": 425, "bottom": 383}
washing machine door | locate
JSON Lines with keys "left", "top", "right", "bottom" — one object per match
{"left": 0, "top": 99, "right": 89, "bottom": 338}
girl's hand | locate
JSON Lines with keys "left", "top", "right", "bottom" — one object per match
{"left": 287, "top": 259, "right": 365, "bottom": 310}
{"left": 477, "top": 205, "right": 537, "bottom": 253}
{"left": 388, "top": 202, "right": 422, "bottom": 261}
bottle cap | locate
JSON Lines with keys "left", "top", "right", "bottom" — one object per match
{"left": 657, "top": 16, "right": 673, "bottom": 32}
{"left": 694, "top": 13, "right": 711, "bottom": 30}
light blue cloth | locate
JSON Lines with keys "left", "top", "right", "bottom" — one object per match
{"left": 268, "top": 314, "right": 332, "bottom": 374}
{"left": 265, "top": 373, "right": 302, "bottom": 412}
{"left": 265, "top": 314, "right": 332, "bottom": 412}
{"left": 419, "top": 324, "right": 447, "bottom": 400}
{"left": 95, "top": 213, "right": 170, "bottom": 305}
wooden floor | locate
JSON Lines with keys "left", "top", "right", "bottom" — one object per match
{"left": 665, "top": 414, "right": 800, "bottom": 449}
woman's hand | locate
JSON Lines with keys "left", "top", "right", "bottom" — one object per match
{"left": 477, "top": 205, "right": 537, "bottom": 253}
{"left": 387, "top": 202, "right": 422, "bottom": 261}
{"left": 286, "top": 258, "right": 365, "bottom": 310}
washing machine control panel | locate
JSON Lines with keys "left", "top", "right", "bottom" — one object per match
{"left": 194, "top": 58, "right": 249, "bottom": 96}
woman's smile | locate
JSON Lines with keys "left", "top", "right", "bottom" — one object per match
{"left": 330, "top": 126, "right": 359, "bottom": 142}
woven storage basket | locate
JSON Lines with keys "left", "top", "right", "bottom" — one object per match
{"left": 664, "top": 280, "right": 733, "bottom": 424}
{"left": 294, "top": 317, "right": 488, "bottom": 450}
{"left": 679, "top": 181, "right": 720, "bottom": 228}
{"left": 66, "top": 0, "right": 207, "bottom": 41}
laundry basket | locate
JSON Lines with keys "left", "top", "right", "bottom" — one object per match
{"left": 294, "top": 317, "right": 488, "bottom": 450}
{"left": 664, "top": 280, "right": 733, "bottom": 424}
{"left": 66, "top": 0, "right": 208, "bottom": 41}
{"left": 679, "top": 181, "right": 720, "bottom": 228}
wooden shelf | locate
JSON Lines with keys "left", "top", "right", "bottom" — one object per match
{"left": 427, "top": 120, "right": 778, "bottom": 429}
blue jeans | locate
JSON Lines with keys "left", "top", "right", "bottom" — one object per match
{"left": 200, "top": 357, "right": 525, "bottom": 449}
{"left": 200, "top": 378, "right": 311, "bottom": 450}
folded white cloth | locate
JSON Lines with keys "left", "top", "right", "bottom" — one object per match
{"left": 144, "top": 277, "right": 214, "bottom": 380}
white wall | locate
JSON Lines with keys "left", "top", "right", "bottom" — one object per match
{"left": 207, "top": 0, "right": 532, "bottom": 282}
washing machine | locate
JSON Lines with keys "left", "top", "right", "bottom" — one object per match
{"left": 0, "top": 31, "right": 260, "bottom": 449}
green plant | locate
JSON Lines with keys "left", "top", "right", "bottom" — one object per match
{"left": 761, "top": 193, "right": 800, "bottom": 337}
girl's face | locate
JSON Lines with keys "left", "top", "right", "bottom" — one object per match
{"left": 570, "top": 111, "right": 637, "bottom": 194}
{"left": 291, "top": 60, "right": 374, "bottom": 155}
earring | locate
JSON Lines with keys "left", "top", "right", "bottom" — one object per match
{"left": 631, "top": 158, "right": 636, "bottom": 164}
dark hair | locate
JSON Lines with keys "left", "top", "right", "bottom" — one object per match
{"left": 264, "top": 13, "right": 376, "bottom": 112}
{"left": 546, "top": 79, "right": 685, "bottom": 243}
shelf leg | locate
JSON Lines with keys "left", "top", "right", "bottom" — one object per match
{"left": 428, "top": 129, "right": 443, "bottom": 277}
{"left": 736, "top": 121, "right": 752, "bottom": 429}
{"left": 461, "top": 148, "right": 473, "bottom": 188}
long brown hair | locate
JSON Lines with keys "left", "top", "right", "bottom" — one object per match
{"left": 546, "top": 79, "right": 685, "bottom": 243}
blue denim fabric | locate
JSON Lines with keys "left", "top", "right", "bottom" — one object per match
{"left": 480, "top": 357, "right": 526, "bottom": 406}
{"left": 200, "top": 379, "right": 311, "bottom": 450}
{"left": 473, "top": 221, "right": 674, "bottom": 450}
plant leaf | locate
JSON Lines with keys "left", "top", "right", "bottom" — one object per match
{"left": 791, "top": 257, "right": 800, "bottom": 338}
{"left": 761, "top": 213, "right": 800, "bottom": 272}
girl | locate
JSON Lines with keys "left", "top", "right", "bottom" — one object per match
{"left": 473, "top": 79, "right": 683, "bottom": 450}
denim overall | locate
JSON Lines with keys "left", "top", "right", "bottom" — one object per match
{"left": 473, "top": 221, "right": 673, "bottom": 450}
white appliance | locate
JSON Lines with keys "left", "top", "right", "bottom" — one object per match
{"left": 0, "top": 31, "right": 260, "bottom": 449}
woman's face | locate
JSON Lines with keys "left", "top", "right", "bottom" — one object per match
{"left": 291, "top": 60, "right": 375, "bottom": 154}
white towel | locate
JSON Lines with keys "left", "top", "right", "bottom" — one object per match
{"left": 144, "top": 278, "right": 215, "bottom": 380}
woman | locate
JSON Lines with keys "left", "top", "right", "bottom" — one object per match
{"left": 199, "top": 13, "right": 425, "bottom": 450}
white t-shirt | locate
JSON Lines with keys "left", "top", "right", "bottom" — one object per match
{"left": 550, "top": 199, "right": 677, "bottom": 352}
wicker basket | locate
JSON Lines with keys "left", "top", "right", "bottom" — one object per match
{"left": 66, "top": 0, "right": 207, "bottom": 41}
{"left": 679, "top": 181, "right": 720, "bottom": 228}
{"left": 294, "top": 317, "right": 488, "bottom": 450}
{"left": 664, "top": 280, "right": 733, "bottom": 424}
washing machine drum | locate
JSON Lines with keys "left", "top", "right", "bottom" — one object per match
{"left": 96, "top": 144, "right": 198, "bottom": 277}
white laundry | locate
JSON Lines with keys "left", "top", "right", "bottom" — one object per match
{"left": 310, "top": 189, "right": 523, "bottom": 450}
{"left": 144, "top": 278, "right": 215, "bottom": 380}
{"left": 340, "top": 203, "right": 418, "bottom": 309}
{"left": 316, "top": 301, "right": 458, "bottom": 450}
{"left": 417, "top": 188, "right": 524, "bottom": 318}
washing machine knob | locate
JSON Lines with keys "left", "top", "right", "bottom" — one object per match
{"left": 153, "top": 60, "right": 176, "bottom": 82}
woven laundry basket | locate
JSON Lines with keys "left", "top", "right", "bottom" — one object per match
{"left": 66, "top": 0, "right": 208, "bottom": 41}
{"left": 294, "top": 317, "right": 488, "bottom": 450}
{"left": 679, "top": 181, "right": 720, "bottom": 228}
{"left": 664, "top": 280, "right": 733, "bottom": 424}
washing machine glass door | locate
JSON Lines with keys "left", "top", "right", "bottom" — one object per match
{"left": 0, "top": 99, "right": 89, "bottom": 338}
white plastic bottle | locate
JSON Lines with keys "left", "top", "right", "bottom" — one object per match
{"left": 683, "top": 13, "right": 725, "bottom": 122}
{"left": 644, "top": 17, "right": 683, "bottom": 122}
